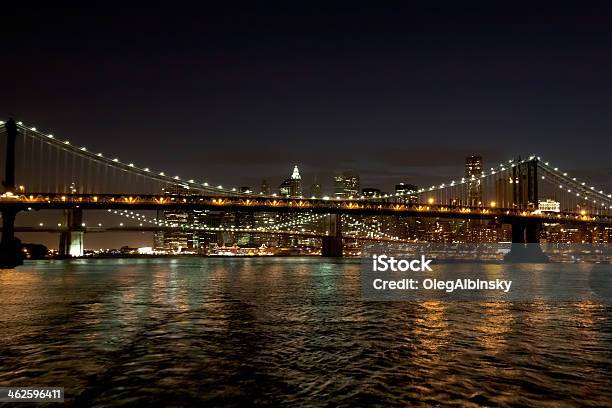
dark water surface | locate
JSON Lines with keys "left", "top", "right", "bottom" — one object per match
{"left": 0, "top": 258, "right": 610, "bottom": 407}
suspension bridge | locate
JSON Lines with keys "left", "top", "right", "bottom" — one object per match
{"left": 1, "top": 118, "right": 611, "bottom": 266}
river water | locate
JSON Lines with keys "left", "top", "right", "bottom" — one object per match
{"left": 0, "top": 258, "right": 610, "bottom": 407}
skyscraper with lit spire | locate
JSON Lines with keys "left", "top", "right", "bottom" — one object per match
{"left": 279, "top": 165, "right": 302, "bottom": 197}
{"left": 291, "top": 165, "right": 301, "bottom": 181}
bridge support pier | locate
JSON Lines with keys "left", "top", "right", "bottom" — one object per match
{"left": 59, "top": 209, "right": 84, "bottom": 257}
{"left": 0, "top": 119, "right": 23, "bottom": 268}
{"left": 322, "top": 236, "right": 343, "bottom": 257}
{"left": 504, "top": 220, "right": 549, "bottom": 263}
{"left": 322, "top": 214, "right": 343, "bottom": 257}
{"left": 0, "top": 209, "right": 23, "bottom": 268}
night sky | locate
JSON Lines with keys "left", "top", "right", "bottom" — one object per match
{"left": 3, "top": 2, "right": 612, "bottom": 247}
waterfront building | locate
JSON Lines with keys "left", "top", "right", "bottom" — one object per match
{"left": 538, "top": 199, "right": 561, "bottom": 212}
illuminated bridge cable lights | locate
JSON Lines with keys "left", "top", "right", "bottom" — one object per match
{"left": 343, "top": 215, "right": 401, "bottom": 241}
{"left": 270, "top": 213, "right": 327, "bottom": 230}
{"left": 6, "top": 121, "right": 252, "bottom": 197}
{"left": 351, "top": 158, "right": 531, "bottom": 205}
{"left": 0, "top": 121, "right": 527, "bottom": 202}
{"left": 108, "top": 209, "right": 328, "bottom": 235}
{"left": 538, "top": 170, "right": 611, "bottom": 212}
{"left": 538, "top": 159, "right": 612, "bottom": 205}
{"left": 2, "top": 122, "right": 610, "bottom": 213}
{"left": 357, "top": 156, "right": 611, "bottom": 211}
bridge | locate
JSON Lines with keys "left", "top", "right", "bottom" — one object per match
{"left": 1, "top": 118, "right": 611, "bottom": 266}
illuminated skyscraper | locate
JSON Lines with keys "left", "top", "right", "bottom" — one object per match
{"left": 291, "top": 165, "right": 301, "bottom": 181}
{"left": 279, "top": 165, "right": 302, "bottom": 197}
{"left": 154, "top": 185, "right": 207, "bottom": 253}
{"left": 395, "top": 183, "right": 419, "bottom": 203}
{"left": 465, "top": 156, "right": 483, "bottom": 206}
{"left": 334, "top": 171, "right": 360, "bottom": 198}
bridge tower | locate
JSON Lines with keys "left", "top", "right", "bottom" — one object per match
{"left": 59, "top": 209, "right": 84, "bottom": 257}
{"left": 512, "top": 158, "right": 539, "bottom": 209}
{"left": 322, "top": 213, "right": 343, "bottom": 257}
{"left": 0, "top": 118, "right": 24, "bottom": 268}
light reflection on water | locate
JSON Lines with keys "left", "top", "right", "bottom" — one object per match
{"left": 0, "top": 258, "right": 610, "bottom": 407}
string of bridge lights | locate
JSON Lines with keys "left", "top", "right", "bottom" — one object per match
{"left": 538, "top": 161, "right": 612, "bottom": 208}
{"left": 51, "top": 208, "right": 404, "bottom": 241}
{"left": 270, "top": 213, "right": 327, "bottom": 229}
{"left": 106, "top": 209, "right": 401, "bottom": 240}
{"left": 13, "top": 121, "right": 249, "bottom": 196}
{"left": 108, "top": 209, "right": 237, "bottom": 230}
{"left": 106, "top": 209, "right": 327, "bottom": 234}
{"left": 344, "top": 215, "right": 401, "bottom": 241}
{"left": 355, "top": 156, "right": 612, "bottom": 208}
{"left": 385, "top": 156, "right": 611, "bottom": 205}
{"left": 5, "top": 121, "right": 611, "bottom": 206}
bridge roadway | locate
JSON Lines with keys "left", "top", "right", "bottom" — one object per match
{"left": 1, "top": 193, "right": 611, "bottom": 225}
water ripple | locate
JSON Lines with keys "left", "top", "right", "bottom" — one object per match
{"left": 0, "top": 258, "right": 610, "bottom": 407}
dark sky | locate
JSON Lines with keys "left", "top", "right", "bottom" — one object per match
{"left": 3, "top": 1, "right": 612, "bottom": 195}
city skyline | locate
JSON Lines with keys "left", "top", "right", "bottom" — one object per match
{"left": 6, "top": 134, "right": 609, "bottom": 252}
{"left": 3, "top": 119, "right": 609, "bottom": 251}
{"left": 11, "top": 117, "right": 597, "bottom": 199}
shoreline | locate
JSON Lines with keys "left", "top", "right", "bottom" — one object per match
{"left": 21, "top": 254, "right": 610, "bottom": 264}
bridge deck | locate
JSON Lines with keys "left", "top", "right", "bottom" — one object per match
{"left": 1, "top": 193, "right": 610, "bottom": 225}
